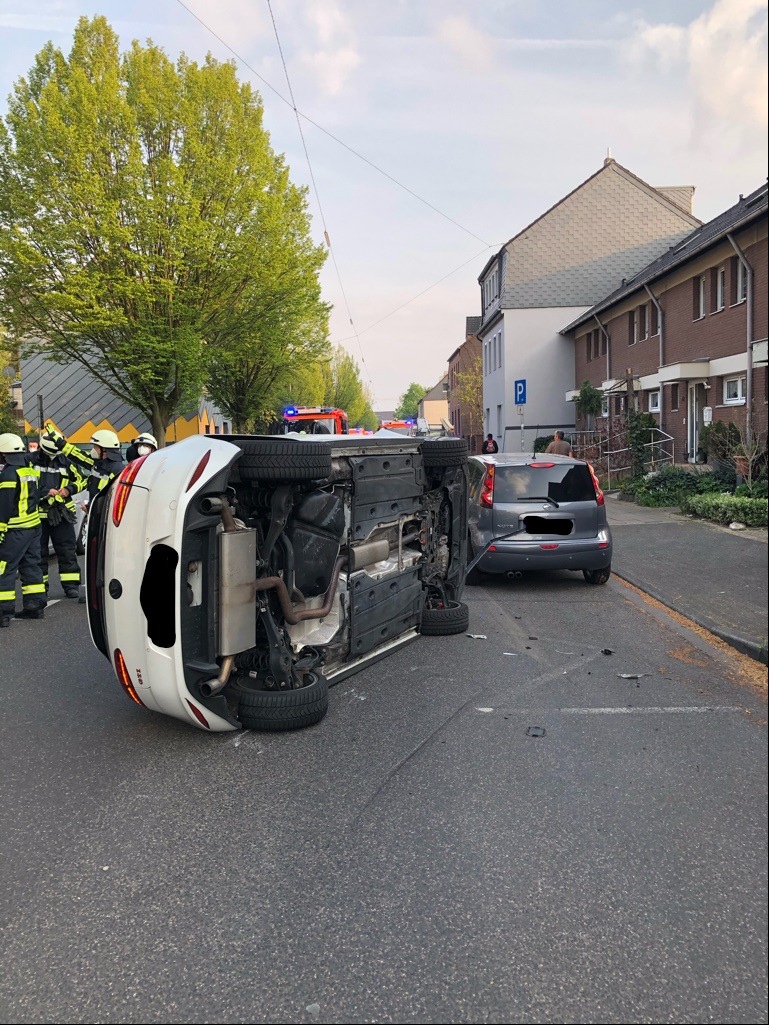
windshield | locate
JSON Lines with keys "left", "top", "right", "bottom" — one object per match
{"left": 494, "top": 463, "right": 595, "bottom": 504}
{"left": 284, "top": 417, "right": 336, "bottom": 435}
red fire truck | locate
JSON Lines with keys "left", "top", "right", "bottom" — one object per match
{"left": 280, "top": 406, "right": 349, "bottom": 435}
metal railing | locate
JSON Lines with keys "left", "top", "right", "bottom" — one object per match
{"left": 570, "top": 428, "right": 675, "bottom": 489}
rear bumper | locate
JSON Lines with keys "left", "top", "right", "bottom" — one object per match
{"left": 478, "top": 537, "right": 612, "bottom": 574}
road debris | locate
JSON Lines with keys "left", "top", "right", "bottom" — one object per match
{"left": 476, "top": 707, "right": 494, "bottom": 713}
{"left": 618, "top": 673, "right": 647, "bottom": 680}
{"left": 601, "top": 648, "right": 615, "bottom": 655}
{"left": 467, "top": 633, "right": 487, "bottom": 639}
{"left": 503, "top": 651, "right": 519, "bottom": 656}
{"left": 526, "top": 726, "right": 546, "bottom": 737}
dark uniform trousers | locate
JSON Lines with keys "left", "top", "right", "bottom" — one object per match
{"left": 40, "top": 518, "right": 80, "bottom": 592}
{"left": 0, "top": 525, "right": 45, "bottom": 615}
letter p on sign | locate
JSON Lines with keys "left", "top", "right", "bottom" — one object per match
{"left": 514, "top": 379, "right": 526, "bottom": 405}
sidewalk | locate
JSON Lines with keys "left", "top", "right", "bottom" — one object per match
{"left": 606, "top": 496, "right": 768, "bottom": 664}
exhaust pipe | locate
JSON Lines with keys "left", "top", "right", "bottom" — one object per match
{"left": 507, "top": 570, "right": 523, "bottom": 580}
{"left": 200, "top": 655, "right": 234, "bottom": 698}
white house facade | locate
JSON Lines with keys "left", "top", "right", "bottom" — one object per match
{"left": 478, "top": 158, "right": 701, "bottom": 451}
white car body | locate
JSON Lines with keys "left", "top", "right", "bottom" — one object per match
{"left": 86, "top": 434, "right": 469, "bottom": 732}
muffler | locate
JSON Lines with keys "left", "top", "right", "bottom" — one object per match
{"left": 507, "top": 570, "right": 523, "bottom": 580}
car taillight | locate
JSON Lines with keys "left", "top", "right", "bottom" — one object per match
{"left": 480, "top": 464, "right": 495, "bottom": 507}
{"left": 588, "top": 463, "right": 605, "bottom": 505}
{"left": 529, "top": 462, "right": 556, "bottom": 468}
{"left": 112, "top": 455, "right": 149, "bottom": 526}
{"left": 186, "top": 449, "right": 212, "bottom": 492}
{"left": 540, "top": 543, "right": 559, "bottom": 550}
{"left": 113, "top": 648, "right": 144, "bottom": 706}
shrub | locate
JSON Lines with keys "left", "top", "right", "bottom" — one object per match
{"left": 633, "top": 465, "right": 701, "bottom": 507}
{"left": 534, "top": 435, "right": 554, "bottom": 454}
{"left": 681, "top": 493, "right": 768, "bottom": 527}
{"left": 699, "top": 421, "right": 740, "bottom": 461}
{"left": 736, "top": 479, "right": 769, "bottom": 499}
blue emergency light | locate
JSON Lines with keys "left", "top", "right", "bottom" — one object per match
{"left": 284, "top": 407, "right": 297, "bottom": 416}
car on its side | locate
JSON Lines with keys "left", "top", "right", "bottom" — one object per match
{"left": 466, "top": 453, "right": 612, "bottom": 584}
{"left": 85, "top": 433, "right": 469, "bottom": 733}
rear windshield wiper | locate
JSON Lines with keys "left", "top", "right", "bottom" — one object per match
{"left": 515, "top": 496, "right": 560, "bottom": 508}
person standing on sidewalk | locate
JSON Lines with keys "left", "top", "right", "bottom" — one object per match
{"left": 482, "top": 434, "right": 499, "bottom": 454}
{"left": 0, "top": 433, "right": 46, "bottom": 627}
{"left": 31, "top": 432, "right": 87, "bottom": 599}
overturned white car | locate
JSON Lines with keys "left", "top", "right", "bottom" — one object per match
{"left": 85, "top": 433, "right": 469, "bottom": 732}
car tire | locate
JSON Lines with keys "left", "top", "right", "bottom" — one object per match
{"left": 419, "top": 437, "right": 468, "bottom": 468}
{"left": 232, "top": 440, "right": 333, "bottom": 482}
{"left": 583, "top": 566, "right": 611, "bottom": 585}
{"left": 420, "top": 599, "right": 470, "bottom": 635}
{"left": 236, "top": 671, "right": 329, "bottom": 731}
{"left": 75, "top": 515, "right": 87, "bottom": 556}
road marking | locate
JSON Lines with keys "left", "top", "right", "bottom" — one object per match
{"left": 559, "top": 706, "right": 738, "bottom": 715}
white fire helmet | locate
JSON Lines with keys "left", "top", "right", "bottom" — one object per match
{"left": 90, "top": 429, "right": 121, "bottom": 451}
{"left": 0, "top": 433, "right": 25, "bottom": 454}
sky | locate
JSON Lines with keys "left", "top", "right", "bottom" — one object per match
{"left": 1, "top": 0, "right": 767, "bottom": 410}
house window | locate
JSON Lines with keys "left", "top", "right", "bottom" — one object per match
{"left": 496, "top": 404, "right": 503, "bottom": 438}
{"left": 600, "top": 329, "right": 607, "bottom": 356}
{"left": 592, "top": 330, "right": 601, "bottom": 361}
{"left": 723, "top": 375, "right": 746, "bottom": 404}
{"left": 586, "top": 335, "right": 592, "bottom": 363}
{"left": 714, "top": 265, "right": 726, "bottom": 312}
{"left": 648, "top": 390, "right": 661, "bottom": 413}
{"left": 693, "top": 275, "right": 706, "bottom": 319}
{"left": 497, "top": 331, "right": 504, "bottom": 369}
{"left": 671, "top": 383, "right": 679, "bottom": 410}
{"left": 650, "top": 303, "right": 659, "bottom": 336}
{"left": 601, "top": 397, "right": 609, "bottom": 418}
{"left": 629, "top": 310, "right": 638, "bottom": 345}
{"left": 485, "top": 408, "right": 490, "bottom": 433}
{"left": 639, "top": 304, "right": 648, "bottom": 340}
{"left": 735, "top": 260, "right": 747, "bottom": 304}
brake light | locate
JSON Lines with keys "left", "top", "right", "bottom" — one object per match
{"left": 112, "top": 455, "right": 149, "bottom": 526}
{"left": 186, "top": 700, "right": 210, "bottom": 729}
{"left": 113, "top": 648, "right": 144, "bottom": 706}
{"left": 186, "top": 449, "right": 212, "bottom": 492}
{"left": 540, "top": 543, "right": 559, "bottom": 550}
{"left": 529, "top": 462, "right": 556, "bottom": 468}
{"left": 588, "top": 463, "right": 605, "bottom": 506}
{"left": 480, "top": 464, "right": 495, "bottom": 507}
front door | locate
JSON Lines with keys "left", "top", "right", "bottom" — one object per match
{"left": 687, "top": 384, "right": 700, "bottom": 460}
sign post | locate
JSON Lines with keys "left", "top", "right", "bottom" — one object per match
{"left": 514, "top": 380, "right": 526, "bottom": 451}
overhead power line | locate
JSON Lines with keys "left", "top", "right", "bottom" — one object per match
{"left": 172, "top": 0, "right": 492, "bottom": 246}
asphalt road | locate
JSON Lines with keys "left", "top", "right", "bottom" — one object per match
{"left": 0, "top": 566, "right": 767, "bottom": 1025}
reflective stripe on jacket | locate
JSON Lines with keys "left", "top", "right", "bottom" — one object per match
{"left": 30, "top": 452, "right": 86, "bottom": 518}
{"left": 0, "top": 455, "right": 41, "bottom": 531}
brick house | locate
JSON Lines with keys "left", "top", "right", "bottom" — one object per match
{"left": 563, "top": 183, "right": 768, "bottom": 463}
{"left": 476, "top": 157, "right": 700, "bottom": 452}
{"left": 447, "top": 317, "right": 482, "bottom": 453}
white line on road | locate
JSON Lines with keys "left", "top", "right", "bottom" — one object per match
{"left": 559, "top": 706, "right": 739, "bottom": 715}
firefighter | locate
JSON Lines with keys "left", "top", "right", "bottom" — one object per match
{"left": 126, "top": 432, "right": 158, "bottom": 462}
{"left": 43, "top": 427, "right": 126, "bottom": 507}
{"left": 0, "top": 433, "right": 46, "bottom": 627}
{"left": 31, "top": 432, "right": 87, "bottom": 599}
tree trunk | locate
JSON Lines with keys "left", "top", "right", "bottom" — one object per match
{"left": 151, "top": 405, "right": 169, "bottom": 449}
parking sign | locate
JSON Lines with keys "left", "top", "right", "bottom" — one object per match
{"left": 514, "top": 379, "right": 526, "bottom": 405}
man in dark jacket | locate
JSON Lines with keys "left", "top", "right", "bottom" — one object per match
{"left": 44, "top": 427, "right": 126, "bottom": 505}
{"left": 0, "top": 433, "right": 46, "bottom": 627}
{"left": 481, "top": 433, "right": 499, "bottom": 454}
{"left": 31, "top": 433, "right": 86, "bottom": 599}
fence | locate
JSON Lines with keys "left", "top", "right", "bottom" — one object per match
{"left": 570, "top": 428, "right": 675, "bottom": 489}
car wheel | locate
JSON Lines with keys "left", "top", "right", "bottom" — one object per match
{"left": 75, "top": 515, "right": 87, "bottom": 557}
{"left": 231, "top": 440, "right": 333, "bottom": 482}
{"left": 236, "top": 671, "right": 329, "bottom": 731}
{"left": 420, "top": 599, "right": 470, "bottom": 635}
{"left": 419, "top": 437, "right": 468, "bottom": 468}
{"left": 583, "top": 566, "right": 611, "bottom": 585}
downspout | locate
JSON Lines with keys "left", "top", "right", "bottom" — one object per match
{"left": 644, "top": 282, "right": 665, "bottom": 433}
{"left": 726, "top": 232, "right": 753, "bottom": 441}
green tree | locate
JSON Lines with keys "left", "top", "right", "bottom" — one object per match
{"left": 573, "top": 380, "right": 604, "bottom": 428}
{"left": 455, "top": 353, "right": 482, "bottom": 437}
{"left": 395, "top": 382, "right": 428, "bottom": 421}
{"left": 0, "top": 16, "right": 326, "bottom": 444}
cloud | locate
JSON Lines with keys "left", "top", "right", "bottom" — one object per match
{"left": 435, "top": 16, "right": 496, "bottom": 72}
{"left": 627, "top": 0, "right": 768, "bottom": 134}
{"left": 299, "top": 0, "right": 361, "bottom": 95}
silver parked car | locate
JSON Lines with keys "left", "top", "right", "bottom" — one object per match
{"left": 466, "top": 453, "right": 612, "bottom": 584}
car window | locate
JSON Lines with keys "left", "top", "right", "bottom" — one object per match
{"left": 494, "top": 463, "right": 595, "bottom": 503}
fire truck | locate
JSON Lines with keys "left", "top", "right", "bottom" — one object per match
{"left": 279, "top": 406, "right": 349, "bottom": 435}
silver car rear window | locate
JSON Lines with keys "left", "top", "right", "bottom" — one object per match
{"left": 495, "top": 463, "right": 595, "bottom": 504}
